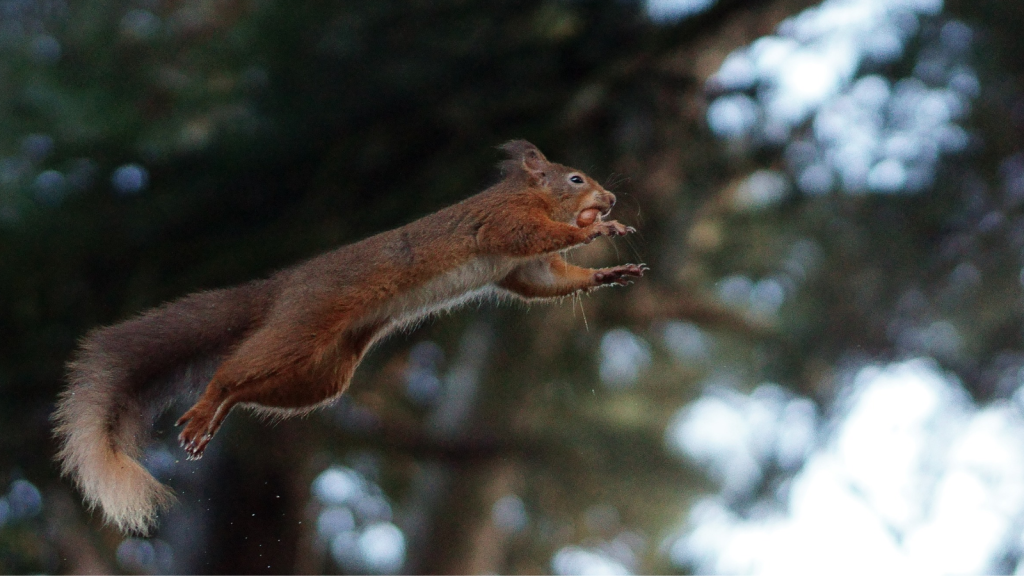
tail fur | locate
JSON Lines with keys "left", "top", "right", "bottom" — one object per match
{"left": 53, "top": 280, "right": 276, "bottom": 534}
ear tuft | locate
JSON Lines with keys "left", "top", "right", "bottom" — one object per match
{"left": 499, "top": 140, "right": 545, "bottom": 161}
{"left": 498, "top": 140, "right": 548, "bottom": 179}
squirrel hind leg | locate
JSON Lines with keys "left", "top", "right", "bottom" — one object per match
{"left": 177, "top": 369, "right": 352, "bottom": 459}
{"left": 175, "top": 343, "right": 371, "bottom": 459}
{"left": 175, "top": 318, "right": 390, "bottom": 459}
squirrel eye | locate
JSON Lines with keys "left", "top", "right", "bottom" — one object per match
{"left": 569, "top": 175, "right": 584, "bottom": 184}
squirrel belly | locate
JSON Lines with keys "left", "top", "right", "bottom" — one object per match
{"left": 53, "top": 140, "right": 646, "bottom": 535}
{"left": 365, "top": 255, "right": 521, "bottom": 331}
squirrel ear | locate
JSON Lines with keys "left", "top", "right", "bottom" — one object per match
{"left": 499, "top": 140, "right": 549, "bottom": 181}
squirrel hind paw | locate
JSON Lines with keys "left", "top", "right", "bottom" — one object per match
{"left": 177, "top": 410, "right": 218, "bottom": 460}
{"left": 179, "top": 433, "right": 210, "bottom": 460}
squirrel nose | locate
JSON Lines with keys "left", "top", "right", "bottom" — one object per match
{"left": 604, "top": 192, "right": 616, "bottom": 213}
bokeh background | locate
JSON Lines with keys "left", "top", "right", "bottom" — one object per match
{"left": 2, "top": 0, "right": 1024, "bottom": 573}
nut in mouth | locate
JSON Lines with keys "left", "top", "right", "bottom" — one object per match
{"left": 576, "top": 206, "right": 605, "bottom": 227}
{"left": 576, "top": 193, "right": 615, "bottom": 227}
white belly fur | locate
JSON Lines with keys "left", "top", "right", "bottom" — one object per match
{"left": 365, "top": 255, "right": 518, "bottom": 331}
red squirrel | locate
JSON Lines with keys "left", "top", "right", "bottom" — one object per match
{"left": 53, "top": 140, "right": 646, "bottom": 534}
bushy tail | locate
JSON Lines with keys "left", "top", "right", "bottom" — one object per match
{"left": 53, "top": 280, "right": 276, "bottom": 534}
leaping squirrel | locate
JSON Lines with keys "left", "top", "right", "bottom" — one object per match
{"left": 53, "top": 140, "right": 646, "bottom": 534}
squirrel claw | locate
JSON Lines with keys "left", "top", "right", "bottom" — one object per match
{"left": 177, "top": 409, "right": 216, "bottom": 460}
{"left": 181, "top": 435, "right": 208, "bottom": 460}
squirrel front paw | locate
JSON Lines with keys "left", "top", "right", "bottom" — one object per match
{"left": 593, "top": 263, "right": 648, "bottom": 286}
{"left": 585, "top": 220, "right": 636, "bottom": 242}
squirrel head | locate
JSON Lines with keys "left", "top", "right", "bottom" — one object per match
{"left": 498, "top": 140, "right": 616, "bottom": 226}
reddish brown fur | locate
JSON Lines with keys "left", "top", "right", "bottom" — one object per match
{"left": 53, "top": 140, "right": 646, "bottom": 534}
